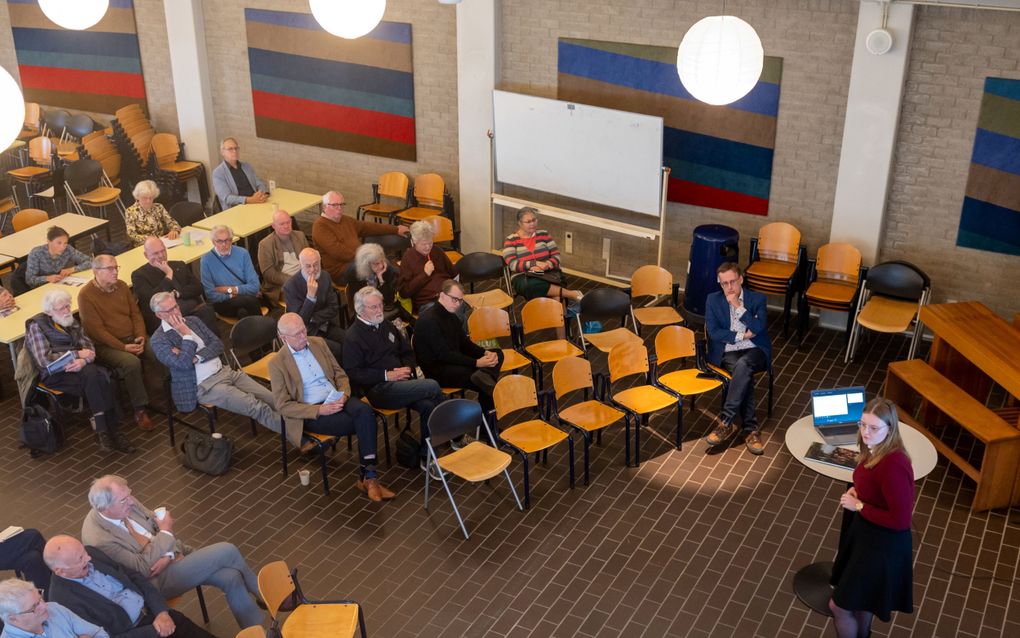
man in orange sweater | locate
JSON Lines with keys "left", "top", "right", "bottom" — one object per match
{"left": 312, "top": 190, "right": 408, "bottom": 284}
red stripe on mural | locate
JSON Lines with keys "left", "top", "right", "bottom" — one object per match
{"left": 18, "top": 65, "right": 145, "bottom": 99}
{"left": 668, "top": 178, "right": 769, "bottom": 216}
{"left": 252, "top": 90, "right": 414, "bottom": 145}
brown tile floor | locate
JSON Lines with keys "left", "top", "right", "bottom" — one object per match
{"left": 2, "top": 246, "right": 1019, "bottom": 637}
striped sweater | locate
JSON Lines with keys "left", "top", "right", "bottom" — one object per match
{"left": 502, "top": 230, "right": 561, "bottom": 273}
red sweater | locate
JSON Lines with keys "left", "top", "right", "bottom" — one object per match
{"left": 853, "top": 448, "right": 914, "bottom": 531}
{"left": 502, "top": 230, "right": 560, "bottom": 273}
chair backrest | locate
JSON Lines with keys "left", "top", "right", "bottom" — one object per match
{"left": 235, "top": 627, "right": 266, "bottom": 638}
{"left": 377, "top": 171, "right": 409, "bottom": 199}
{"left": 421, "top": 214, "right": 454, "bottom": 244}
{"left": 170, "top": 201, "right": 206, "bottom": 227}
{"left": 130, "top": 128, "right": 155, "bottom": 165}
{"left": 229, "top": 315, "right": 278, "bottom": 354}
{"left": 66, "top": 114, "right": 95, "bottom": 141}
{"left": 521, "top": 297, "right": 564, "bottom": 334}
{"left": 121, "top": 118, "right": 152, "bottom": 137}
{"left": 493, "top": 374, "right": 538, "bottom": 420}
{"left": 456, "top": 251, "right": 506, "bottom": 284}
{"left": 151, "top": 132, "right": 181, "bottom": 168}
{"left": 43, "top": 109, "right": 70, "bottom": 137}
{"left": 756, "top": 222, "right": 801, "bottom": 262}
{"left": 362, "top": 234, "right": 410, "bottom": 259}
{"left": 28, "top": 136, "right": 53, "bottom": 166}
{"left": 96, "top": 149, "right": 122, "bottom": 183}
{"left": 468, "top": 306, "right": 512, "bottom": 342}
{"left": 608, "top": 341, "right": 650, "bottom": 383}
{"left": 24, "top": 102, "right": 40, "bottom": 128}
{"left": 865, "top": 261, "right": 930, "bottom": 301}
{"left": 630, "top": 264, "right": 672, "bottom": 298}
{"left": 64, "top": 158, "right": 105, "bottom": 194}
{"left": 814, "top": 242, "right": 861, "bottom": 283}
{"left": 12, "top": 209, "right": 49, "bottom": 232}
{"left": 654, "top": 325, "right": 697, "bottom": 366}
{"left": 579, "top": 287, "right": 631, "bottom": 319}
{"left": 115, "top": 103, "right": 145, "bottom": 121}
{"left": 413, "top": 173, "right": 445, "bottom": 207}
{"left": 256, "top": 560, "right": 295, "bottom": 619}
{"left": 552, "top": 356, "right": 594, "bottom": 399}
{"left": 425, "top": 398, "right": 485, "bottom": 447}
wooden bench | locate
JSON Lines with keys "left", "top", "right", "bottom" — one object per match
{"left": 885, "top": 359, "right": 1020, "bottom": 511}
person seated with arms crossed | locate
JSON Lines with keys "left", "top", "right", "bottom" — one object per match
{"left": 43, "top": 536, "right": 216, "bottom": 638}
{"left": 149, "top": 292, "right": 280, "bottom": 434}
{"left": 132, "top": 238, "right": 216, "bottom": 335}
{"left": 257, "top": 209, "right": 307, "bottom": 306}
{"left": 27, "top": 289, "right": 134, "bottom": 453}
{"left": 0, "top": 578, "right": 108, "bottom": 638}
{"left": 211, "top": 137, "right": 268, "bottom": 208}
{"left": 0, "top": 529, "right": 51, "bottom": 595}
{"left": 25, "top": 226, "right": 91, "bottom": 289}
{"left": 78, "top": 255, "right": 157, "bottom": 431}
{"left": 124, "top": 181, "right": 180, "bottom": 248}
{"left": 398, "top": 220, "right": 459, "bottom": 316}
{"left": 81, "top": 475, "right": 265, "bottom": 629}
{"left": 283, "top": 248, "right": 344, "bottom": 362}
{"left": 199, "top": 225, "right": 263, "bottom": 319}
{"left": 502, "top": 206, "right": 583, "bottom": 309}
{"left": 270, "top": 313, "right": 395, "bottom": 502}
{"left": 312, "top": 191, "right": 408, "bottom": 285}
{"left": 351, "top": 242, "right": 406, "bottom": 324}
{"left": 703, "top": 262, "right": 773, "bottom": 455}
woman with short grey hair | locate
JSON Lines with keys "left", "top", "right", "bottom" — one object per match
{"left": 352, "top": 242, "right": 404, "bottom": 321}
{"left": 124, "top": 179, "right": 180, "bottom": 246}
{"left": 398, "top": 220, "right": 458, "bottom": 313}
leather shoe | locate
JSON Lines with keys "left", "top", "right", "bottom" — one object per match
{"left": 704, "top": 420, "right": 737, "bottom": 446}
{"left": 745, "top": 430, "right": 765, "bottom": 456}
{"left": 96, "top": 432, "right": 115, "bottom": 453}
{"left": 357, "top": 478, "right": 383, "bottom": 502}
{"left": 112, "top": 431, "right": 136, "bottom": 453}
{"left": 134, "top": 409, "right": 154, "bottom": 431}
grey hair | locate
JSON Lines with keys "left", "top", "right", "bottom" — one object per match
{"left": 0, "top": 579, "right": 37, "bottom": 623}
{"left": 353, "top": 286, "right": 384, "bottom": 315}
{"left": 354, "top": 242, "right": 386, "bottom": 280}
{"left": 210, "top": 225, "right": 233, "bottom": 240}
{"left": 516, "top": 206, "right": 539, "bottom": 222}
{"left": 91, "top": 254, "right": 114, "bottom": 270}
{"left": 409, "top": 220, "right": 434, "bottom": 243}
{"left": 149, "top": 291, "right": 175, "bottom": 313}
{"left": 219, "top": 137, "right": 238, "bottom": 150}
{"left": 88, "top": 474, "right": 128, "bottom": 512}
{"left": 41, "top": 289, "right": 71, "bottom": 315}
{"left": 132, "top": 179, "right": 159, "bottom": 201}
{"left": 321, "top": 191, "right": 340, "bottom": 206}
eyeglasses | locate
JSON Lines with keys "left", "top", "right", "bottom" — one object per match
{"left": 212, "top": 238, "right": 232, "bottom": 245}
{"left": 324, "top": 202, "right": 346, "bottom": 208}
{"left": 157, "top": 304, "right": 180, "bottom": 314}
{"left": 223, "top": 146, "right": 239, "bottom": 151}
{"left": 279, "top": 328, "right": 307, "bottom": 338}
{"left": 443, "top": 292, "right": 465, "bottom": 304}
{"left": 718, "top": 278, "right": 740, "bottom": 287}
{"left": 96, "top": 265, "right": 120, "bottom": 271}
{"left": 13, "top": 590, "right": 45, "bottom": 616}
{"left": 858, "top": 422, "right": 888, "bottom": 434}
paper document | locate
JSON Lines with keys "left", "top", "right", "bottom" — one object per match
{"left": 324, "top": 389, "right": 345, "bottom": 404}
{"left": 0, "top": 526, "right": 24, "bottom": 543}
{"left": 59, "top": 276, "right": 89, "bottom": 287}
{"left": 161, "top": 237, "right": 183, "bottom": 249}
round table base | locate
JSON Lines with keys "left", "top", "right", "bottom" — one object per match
{"left": 792, "top": 560, "right": 835, "bottom": 616}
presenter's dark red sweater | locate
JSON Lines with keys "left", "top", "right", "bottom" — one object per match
{"left": 853, "top": 447, "right": 914, "bottom": 531}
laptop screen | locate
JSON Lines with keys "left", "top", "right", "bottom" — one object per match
{"left": 811, "top": 387, "right": 867, "bottom": 427}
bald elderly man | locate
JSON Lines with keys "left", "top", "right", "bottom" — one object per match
{"left": 131, "top": 237, "right": 216, "bottom": 334}
{"left": 257, "top": 209, "right": 308, "bottom": 305}
{"left": 283, "top": 247, "right": 344, "bottom": 361}
{"left": 312, "top": 190, "right": 408, "bottom": 285}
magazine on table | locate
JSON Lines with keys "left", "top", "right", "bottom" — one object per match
{"left": 804, "top": 441, "right": 859, "bottom": 471}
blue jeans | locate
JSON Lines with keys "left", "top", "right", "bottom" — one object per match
{"left": 719, "top": 348, "right": 767, "bottom": 432}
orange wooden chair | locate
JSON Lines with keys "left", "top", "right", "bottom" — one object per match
{"left": 606, "top": 341, "right": 679, "bottom": 464}
{"left": 744, "top": 221, "right": 806, "bottom": 336}
{"left": 629, "top": 265, "right": 684, "bottom": 337}
{"left": 395, "top": 173, "right": 447, "bottom": 224}
{"left": 357, "top": 171, "right": 410, "bottom": 222}
{"left": 798, "top": 242, "right": 864, "bottom": 344}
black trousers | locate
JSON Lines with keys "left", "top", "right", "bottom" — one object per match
{"left": 0, "top": 528, "right": 51, "bottom": 593}
{"left": 303, "top": 397, "right": 377, "bottom": 462}
{"left": 213, "top": 294, "right": 262, "bottom": 318}
{"left": 41, "top": 364, "right": 117, "bottom": 431}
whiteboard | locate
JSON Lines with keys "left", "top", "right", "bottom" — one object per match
{"left": 492, "top": 90, "right": 664, "bottom": 217}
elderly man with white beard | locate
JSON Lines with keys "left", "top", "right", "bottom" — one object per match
{"left": 25, "top": 289, "right": 134, "bottom": 453}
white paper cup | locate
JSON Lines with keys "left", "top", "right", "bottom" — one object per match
{"left": 154, "top": 507, "right": 167, "bottom": 521}
{"left": 211, "top": 432, "right": 223, "bottom": 439}
{"left": 298, "top": 470, "right": 310, "bottom": 486}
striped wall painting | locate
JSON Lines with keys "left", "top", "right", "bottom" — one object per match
{"left": 8, "top": 0, "right": 146, "bottom": 114}
{"left": 244, "top": 9, "right": 416, "bottom": 162}
{"left": 957, "top": 77, "right": 1020, "bottom": 257}
{"left": 557, "top": 38, "right": 782, "bottom": 216}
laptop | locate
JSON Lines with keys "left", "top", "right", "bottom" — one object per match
{"left": 810, "top": 386, "right": 866, "bottom": 446}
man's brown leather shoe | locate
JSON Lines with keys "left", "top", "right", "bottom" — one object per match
{"left": 745, "top": 430, "right": 765, "bottom": 456}
{"left": 134, "top": 409, "right": 154, "bottom": 431}
{"left": 357, "top": 478, "right": 384, "bottom": 502}
{"left": 704, "top": 421, "right": 737, "bottom": 446}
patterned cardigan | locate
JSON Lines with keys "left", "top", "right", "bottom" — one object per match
{"left": 124, "top": 201, "right": 181, "bottom": 247}
{"left": 502, "top": 230, "right": 561, "bottom": 274}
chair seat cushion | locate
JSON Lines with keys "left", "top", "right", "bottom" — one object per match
{"left": 284, "top": 603, "right": 359, "bottom": 638}
{"left": 632, "top": 306, "right": 683, "bottom": 327}
{"left": 558, "top": 400, "right": 626, "bottom": 432}
{"left": 658, "top": 368, "right": 723, "bottom": 396}
{"left": 857, "top": 296, "right": 918, "bottom": 333}
{"left": 807, "top": 280, "right": 856, "bottom": 305}
{"left": 500, "top": 349, "right": 531, "bottom": 372}
{"left": 397, "top": 206, "right": 443, "bottom": 222}
{"left": 500, "top": 419, "right": 568, "bottom": 453}
{"left": 613, "top": 384, "right": 677, "bottom": 415}
{"left": 583, "top": 327, "right": 642, "bottom": 353}
{"left": 437, "top": 441, "right": 512, "bottom": 481}
{"left": 464, "top": 289, "right": 513, "bottom": 310}
{"left": 746, "top": 259, "right": 797, "bottom": 281}
{"left": 525, "top": 339, "right": 582, "bottom": 363}
{"left": 78, "top": 187, "right": 121, "bottom": 204}
{"left": 7, "top": 166, "right": 49, "bottom": 179}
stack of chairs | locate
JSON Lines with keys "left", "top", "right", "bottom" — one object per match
{"left": 798, "top": 242, "right": 865, "bottom": 345}
{"left": 81, "top": 131, "right": 125, "bottom": 188}
{"left": 110, "top": 104, "right": 156, "bottom": 187}
{"left": 7, "top": 136, "right": 55, "bottom": 211}
{"left": 150, "top": 132, "right": 209, "bottom": 204}
{"left": 17, "top": 102, "right": 42, "bottom": 142}
{"left": 743, "top": 221, "right": 806, "bottom": 336}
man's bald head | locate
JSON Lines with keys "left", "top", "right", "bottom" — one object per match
{"left": 271, "top": 210, "right": 292, "bottom": 236}
{"left": 42, "top": 535, "right": 84, "bottom": 571}
{"left": 278, "top": 313, "right": 304, "bottom": 336}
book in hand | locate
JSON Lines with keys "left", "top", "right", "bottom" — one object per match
{"left": 0, "top": 526, "right": 24, "bottom": 543}
{"left": 804, "top": 442, "right": 859, "bottom": 471}
{"left": 46, "top": 351, "right": 76, "bottom": 374}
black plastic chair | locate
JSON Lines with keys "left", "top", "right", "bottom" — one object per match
{"left": 228, "top": 315, "right": 278, "bottom": 385}
{"left": 63, "top": 158, "right": 125, "bottom": 221}
{"left": 457, "top": 251, "right": 514, "bottom": 313}
{"left": 65, "top": 114, "right": 96, "bottom": 141}
{"left": 169, "top": 200, "right": 206, "bottom": 227}
{"left": 574, "top": 287, "right": 642, "bottom": 395}
{"left": 363, "top": 234, "right": 410, "bottom": 262}
{"left": 43, "top": 109, "right": 70, "bottom": 139}
{"left": 846, "top": 260, "right": 931, "bottom": 363}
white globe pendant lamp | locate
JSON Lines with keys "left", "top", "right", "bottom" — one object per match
{"left": 0, "top": 67, "right": 26, "bottom": 152}
{"left": 38, "top": 0, "right": 109, "bottom": 31}
{"left": 309, "top": 0, "right": 386, "bottom": 39}
{"left": 676, "top": 16, "right": 764, "bottom": 106}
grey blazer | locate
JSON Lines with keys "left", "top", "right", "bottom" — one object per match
{"left": 257, "top": 229, "right": 309, "bottom": 302}
{"left": 212, "top": 160, "right": 267, "bottom": 208}
{"left": 81, "top": 503, "right": 192, "bottom": 578}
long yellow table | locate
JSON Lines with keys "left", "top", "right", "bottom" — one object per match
{"left": 76, "top": 227, "right": 216, "bottom": 284}
{"left": 0, "top": 212, "right": 108, "bottom": 260}
{"left": 193, "top": 188, "right": 323, "bottom": 240}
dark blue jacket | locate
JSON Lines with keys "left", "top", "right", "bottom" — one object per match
{"left": 705, "top": 289, "right": 772, "bottom": 366}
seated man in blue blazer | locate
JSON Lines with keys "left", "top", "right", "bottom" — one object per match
{"left": 704, "top": 262, "right": 772, "bottom": 455}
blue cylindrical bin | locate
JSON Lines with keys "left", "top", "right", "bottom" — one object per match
{"left": 684, "top": 224, "right": 739, "bottom": 316}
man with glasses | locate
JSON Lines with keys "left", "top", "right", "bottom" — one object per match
{"left": 703, "top": 262, "right": 773, "bottom": 455}
{"left": 0, "top": 578, "right": 108, "bottom": 638}
{"left": 283, "top": 248, "right": 345, "bottom": 361}
{"left": 78, "top": 255, "right": 157, "bottom": 431}
{"left": 211, "top": 137, "right": 268, "bottom": 208}
{"left": 199, "top": 225, "right": 263, "bottom": 319}
{"left": 269, "top": 313, "right": 395, "bottom": 502}
{"left": 312, "top": 190, "right": 409, "bottom": 285}
{"left": 132, "top": 237, "right": 216, "bottom": 334}
{"left": 149, "top": 292, "right": 279, "bottom": 433}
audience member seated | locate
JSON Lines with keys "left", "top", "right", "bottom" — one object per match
{"left": 283, "top": 248, "right": 344, "bottom": 361}
{"left": 25, "top": 226, "right": 91, "bottom": 289}
{"left": 132, "top": 237, "right": 216, "bottom": 334}
{"left": 0, "top": 578, "right": 109, "bottom": 638}
{"left": 43, "top": 536, "right": 216, "bottom": 638}
{"left": 200, "top": 225, "right": 262, "bottom": 319}
{"left": 257, "top": 209, "right": 307, "bottom": 305}
{"left": 270, "top": 313, "right": 395, "bottom": 502}
{"left": 398, "top": 220, "right": 458, "bottom": 314}
{"left": 312, "top": 190, "right": 408, "bottom": 285}
{"left": 124, "top": 180, "right": 181, "bottom": 248}
{"left": 502, "top": 206, "right": 583, "bottom": 308}
{"left": 0, "top": 286, "right": 16, "bottom": 316}
{"left": 78, "top": 255, "right": 157, "bottom": 431}
{"left": 703, "top": 262, "right": 773, "bottom": 456}
{"left": 0, "top": 529, "right": 50, "bottom": 593}
{"left": 81, "top": 475, "right": 265, "bottom": 629}
{"left": 27, "top": 290, "right": 134, "bottom": 453}
{"left": 352, "top": 242, "right": 405, "bottom": 323}
{"left": 414, "top": 280, "right": 502, "bottom": 412}
{"left": 150, "top": 292, "right": 279, "bottom": 432}
{"left": 211, "top": 137, "right": 267, "bottom": 208}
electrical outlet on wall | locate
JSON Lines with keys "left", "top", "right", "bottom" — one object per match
{"left": 564, "top": 232, "right": 573, "bottom": 253}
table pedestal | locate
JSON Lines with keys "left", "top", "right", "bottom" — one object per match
{"left": 792, "top": 560, "right": 834, "bottom": 616}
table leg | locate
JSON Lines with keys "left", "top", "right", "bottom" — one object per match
{"left": 792, "top": 560, "right": 835, "bottom": 616}
{"left": 9, "top": 341, "right": 19, "bottom": 375}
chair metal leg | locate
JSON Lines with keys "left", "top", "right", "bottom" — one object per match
{"left": 504, "top": 468, "right": 524, "bottom": 511}
{"left": 357, "top": 607, "right": 368, "bottom": 638}
{"left": 521, "top": 453, "right": 531, "bottom": 509}
{"left": 249, "top": 418, "right": 257, "bottom": 437}
{"left": 582, "top": 432, "right": 591, "bottom": 486}
{"left": 433, "top": 446, "right": 469, "bottom": 539}
{"left": 567, "top": 435, "right": 575, "bottom": 489}
{"left": 319, "top": 445, "right": 330, "bottom": 495}
{"left": 280, "top": 428, "right": 289, "bottom": 477}
{"left": 634, "top": 413, "right": 641, "bottom": 466}
{"left": 195, "top": 586, "right": 209, "bottom": 623}
{"left": 623, "top": 414, "right": 631, "bottom": 467}
{"left": 676, "top": 397, "right": 684, "bottom": 450}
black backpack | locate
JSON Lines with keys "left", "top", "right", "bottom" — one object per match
{"left": 19, "top": 404, "right": 63, "bottom": 458}
{"left": 395, "top": 427, "right": 421, "bottom": 469}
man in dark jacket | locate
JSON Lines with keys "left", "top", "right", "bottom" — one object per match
{"left": 283, "top": 248, "right": 344, "bottom": 361}
{"left": 43, "top": 536, "right": 215, "bottom": 638}
{"left": 131, "top": 237, "right": 216, "bottom": 334}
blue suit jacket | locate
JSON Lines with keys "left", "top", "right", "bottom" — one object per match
{"left": 211, "top": 160, "right": 267, "bottom": 208}
{"left": 705, "top": 288, "right": 772, "bottom": 366}
{"left": 150, "top": 316, "right": 223, "bottom": 412}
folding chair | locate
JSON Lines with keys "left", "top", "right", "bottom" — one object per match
{"left": 258, "top": 560, "right": 366, "bottom": 638}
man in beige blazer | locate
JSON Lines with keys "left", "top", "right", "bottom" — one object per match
{"left": 269, "top": 312, "right": 395, "bottom": 502}
{"left": 257, "top": 209, "right": 308, "bottom": 304}
{"left": 80, "top": 474, "right": 265, "bottom": 629}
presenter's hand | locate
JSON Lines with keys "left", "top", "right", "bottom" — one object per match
{"left": 148, "top": 556, "right": 172, "bottom": 578}
{"left": 726, "top": 291, "right": 742, "bottom": 309}
{"left": 151, "top": 611, "right": 176, "bottom": 637}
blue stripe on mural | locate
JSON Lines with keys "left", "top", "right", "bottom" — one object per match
{"left": 243, "top": 8, "right": 411, "bottom": 44}
{"left": 664, "top": 158, "right": 772, "bottom": 200}
{"left": 558, "top": 41, "right": 778, "bottom": 117}
{"left": 971, "top": 128, "right": 1020, "bottom": 175}
{"left": 14, "top": 49, "right": 140, "bottom": 74}
{"left": 664, "top": 128, "right": 774, "bottom": 180}
{"left": 248, "top": 48, "right": 413, "bottom": 101}
{"left": 250, "top": 73, "right": 413, "bottom": 118}
{"left": 957, "top": 196, "right": 1020, "bottom": 255}
{"left": 12, "top": 27, "right": 139, "bottom": 58}
{"left": 985, "top": 77, "right": 1020, "bottom": 103}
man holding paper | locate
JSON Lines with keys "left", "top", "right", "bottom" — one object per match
{"left": 269, "top": 313, "right": 394, "bottom": 502}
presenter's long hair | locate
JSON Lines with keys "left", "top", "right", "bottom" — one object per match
{"left": 858, "top": 397, "right": 909, "bottom": 468}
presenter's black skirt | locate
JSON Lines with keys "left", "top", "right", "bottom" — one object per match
{"left": 830, "top": 513, "right": 913, "bottom": 622}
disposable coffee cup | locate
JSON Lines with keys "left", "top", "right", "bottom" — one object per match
{"left": 154, "top": 507, "right": 167, "bottom": 521}
{"left": 182, "top": 231, "right": 191, "bottom": 247}
{"left": 298, "top": 470, "right": 310, "bottom": 486}
{"left": 211, "top": 432, "right": 223, "bottom": 439}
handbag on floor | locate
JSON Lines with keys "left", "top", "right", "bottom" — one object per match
{"left": 180, "top": 430, "right": 233, "bottom": 475}
{"left": 395, "top": 427, "right": 421, "bottom": 469}
{"left": 19, "top": 404, "right": 63, "bottom": 458}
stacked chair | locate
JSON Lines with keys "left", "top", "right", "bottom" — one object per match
{"left": 846, "top": 260, "right": 931, "bottom": 363}
{"left": 743, "top": 221, "right": 806, "bottom": 336}
{"left": 357, "top": 171, "right": 410, "bottom": 222}
{"left": 7, "top": 136, "right": 55, "bottom": 211}
{"left": 150, "top": 132, "right": 209, "bottom": 204}
{"left": 63, "top": 158, "right": 126, "bottom": 221}
{"left": 393, "top": 173, "right": 451, "bottom": 224}
{"left": 17, "top": 102, "right": 41, "bottom": 141}
{"left": 798, "top": 242, "right": 865, "bottom": 345}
